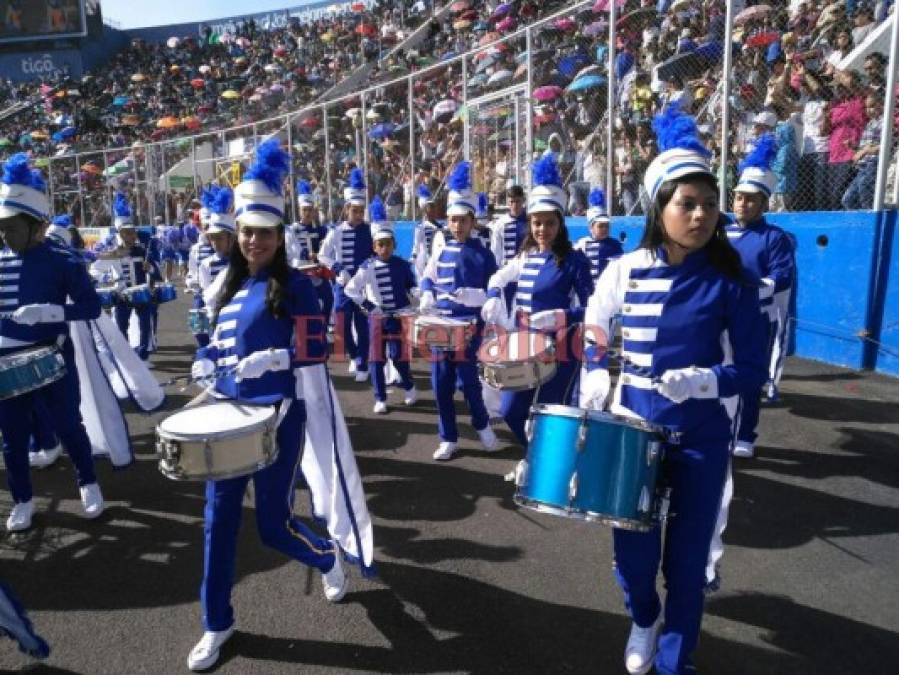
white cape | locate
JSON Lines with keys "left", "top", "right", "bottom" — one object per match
{"left": 299, "top": 364, "right": 375, "bottom": 576}
{"left": 92, "top": 313, "right": 165, "bottom": 412}
{"left": 70, "top": 321, "right": 133, "bottom": 467}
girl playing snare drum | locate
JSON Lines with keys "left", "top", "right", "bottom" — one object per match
{"left": 580, "top": 104, "right": 768, "bottom": 675}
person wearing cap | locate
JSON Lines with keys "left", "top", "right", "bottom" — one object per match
{"left": 574, "top": 188, "right": 624, "bottom": 283}
{"left": 726, "top": 134, "right": 797, "bottom": 452}
{"left": 96, "top": 193, "right": 160, "bottom": 364}
{"left": 287, "top": 179, "right": 328, "bottom": 265}
{"left": 0, "top": 153, "right": 105, "bottom": 532}
{"left": 318, "top": 168, "right": 374, "bottom": 382}
{"left": 409, "top": 182, "right": 444, "bottom": 280}
{"left": 155, "top": 214, "right": 180, "bottom": 283}
{"left": 488, "top": 184, "right": 529, "bottom": 270}
{"left": 193, "top": 186, "right": 236, "bottom": 349}
{"left": 344, "top": 222, "right": 417, "bottom": 414}
{"left": 185, "top": 187, "right": 217, "bottom": 293}
{"left": 580, "top": 104, "right": 768, "bottom": 675}
{"left": 186, "top": 140, "right": 348, "bottom": 671}
{"left": 482, "top": 155, "right": 593, "bottom": 450}
{"left": 419, "top": 161, "right": 499, "bottom": 461}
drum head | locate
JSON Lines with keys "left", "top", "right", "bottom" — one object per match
{"left": 159, "top": 402, "right": 275, "bottom": 437}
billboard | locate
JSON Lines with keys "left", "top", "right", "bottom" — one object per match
{"left": 0, "top": 49, "right": 82, "bottom": 81}
{"left": 0, "top": 0, "right": 87, "bottom": 45}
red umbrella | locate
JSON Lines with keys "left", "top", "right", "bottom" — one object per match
{"left": 553, "top": 17, "right": 576, "bottom": 32}
{"left": 496, "top": 16, "right": 517, "bottom": 32}
{"left": 355, "top": 23, "right": 377, "bottom": 37}
{"left": 745, "top": 31, "right": 780, "bottom": 49}
{"left": 299, "top": 117, "right": 319, "bottom": 129}
{"left": 351, "top": 2, "right": 365, "bottom": 11}
{"left": 593, "top": 0, "right": 626, "bottom": 12}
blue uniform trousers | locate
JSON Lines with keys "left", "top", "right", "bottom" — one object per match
{"left": 336, "top": 294, "right": 369, "bottom": 370}
{"left": 500, "top": 331, "right": 581, "bottom": 445}
{"left": 201, "top": 400, "right": 335, "bottom": 632}
{"left": 30, "top": 395, "right": 59, "bottom": 451}
{"left": 737, "top": 317, "right": 774, "bottom": 444}
{"left": 612, "top": 417, "right": 730, "bottom": 675}
{"left": 0, "top": 342, "right": 97, "bottom": 503}
{"left": 430, "top": 337, "right": 489, "bottom": 443}
{"left": 114, "top": 300, "right": 152, "bottom": 360}
{"left": 369, "top": 316, "right": 413, "bottom": 402}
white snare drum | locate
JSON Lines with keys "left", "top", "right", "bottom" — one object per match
{"left": 479, "top": 330, "right": 557, "bottom": 390}
{"left": 413, "top": 315, "right": 475, "bottom": 351}
{"left": 156, "top": 402, "right": 279, "bottom": 481}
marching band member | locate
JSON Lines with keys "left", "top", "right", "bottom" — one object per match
{"left": 419, "top": 162, "right": 498, "bottom": 461}
{"left": 187, "top": 140, "right": 347, "bottom": 671}
{"left": 473, "top": 192, "right": 494, "bottom": 248}
{"left": 410, "top": 183, "right": 443, "bottom": 279}
{"left": 726, "top": 134, "right": 797, "bottom": 456}
{"left": 0, "top": 153, "right": 105, "bottom": 532}
{"left": 574, "top": 187, "right": 624, "bottom": 283}
{"left": 482, "top": 155, "right": 593, "bottom": 446}
{"left": 185, "top": 188, "right": 215, "bottom": 293}
{"left": 318, "top": 168, "right": 373, "bottom": 382}
{"left": 286, "top": 179, "right": 328, "bottom": 266}
{"left": 156, "top": 215, "right": 182, "bottom": 282}
{"left": 99, "top": 194, "right": 160, "bottom": 364}
{"left": 344, "top": 219, "right": 417, "bottom": 414}
{"left": 579, "top": 105, "right": 767, "bottom": 675}
{"left": 489, "top": 184, "right": 528, "bottom": 269}
{"left": 193, "top": 188, "right": 235, "bottom": 349}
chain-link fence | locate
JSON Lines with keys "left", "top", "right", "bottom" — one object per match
{"left": 28, "top": 0, "right": 899, "bottom": 224}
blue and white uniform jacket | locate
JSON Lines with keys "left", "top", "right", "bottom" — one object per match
{"left": 487, "top": 248, "right": 594, "bottom": 325}
{"left": 344, "top": 254, "right": 416, "bottom": 313}
{"left": 198, "top": 254, "right": 229, "bottom": 293}
{"left": 584, "top": 247, "right": 768, "bottom": 435}
{"left": 489, "top": 212, "right": 528, "bottom": 267}
{"left": 286, "top": 221, "right": 328, "bottom": 263}
{"left": 197, "top": 268, "right": 326, "bottom": 406}
{"left": 574, "top": 235, "right": 624, "bottom": 283}
{"left": 0, "top": 242, "right": 101, "bottom": 355}
{"left": 186, "top": 235, "right": 214, "bottom": 291}
{"left": 725, "top": 217, "right": 795, "bottom": 320}
{"left": 420, "top": 236, "right": 498, "bottom": 320}
{"left": 410, "top": 218, "right": 443, "bottom": 278}
{"left": 318, "top": 221, "right": 374, "bottom": 309}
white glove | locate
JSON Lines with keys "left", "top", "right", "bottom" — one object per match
{"left": 337, "top": 270, "right": 352, "bottom": 286}
{"left": 580, "top": 369, "right": 611, "bottom": 410}
{"left": 234, "top": 348, "right": 291, "bottom": 382}
{"left": 191, "top": 358, "right": 216, "bottom": 381}
{"left": 454, "top": 287, "right": 487, "bottom": 307}
{"left": 656, "top": 367, "right": 718, "bottom": 404}
{"left": 11, "top": 304, "right": 64, "bottom": 326}
{"left": 419, "top": 291, "right": 436, "bottom": 312}
{"left": 481, "top": 296, "right": 504, "bottom": 324}
{"left": 529, "top": 309, "right": 564, "bottom": 331}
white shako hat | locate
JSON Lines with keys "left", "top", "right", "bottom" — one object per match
{"left": 446, "top": 161, "right": 477, "bottom": 216}
{"left": 643, "top": 101, "right": 714, "bottom": 203}
{"left": 0, "top": 152, "right": 50, "bottom": 221}
{"left": 527, "top": 153, "right": 567, "bottom": 215}
{"left": 735, "top": 133, "right": 778, "bottom": 198}
{"left": 234, "top": 138, "right": 290, "bottom": 227}
{"left": 206, "top": 185, "right": 236, "bottom": 234}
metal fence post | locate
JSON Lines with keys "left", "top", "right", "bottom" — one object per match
{"left": 720, "top": 0, "right": 736, "bottom": 208}
{"left": 606, "top": 0, "right": 617, "bottom": 209}
{"left": 874, "top": 10, "right": 899, "bottom": 210}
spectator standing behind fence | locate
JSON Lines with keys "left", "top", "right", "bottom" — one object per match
{"left": 824, "top": 76, "right": 867, "bottom": 211}
{"left": 771, "top": 105, "right": 800, "bottom": 212}
{"left": 797, "top": 68, "right": 832, "bottom": 212}
{"left": 842, "top": 94, "right": 883, "bottom": 210}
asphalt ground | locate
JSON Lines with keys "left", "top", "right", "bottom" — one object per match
{"left": 1, "top": 291, "right": 897, "bottom": 674}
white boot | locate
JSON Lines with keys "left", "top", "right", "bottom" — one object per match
{"left": 624, "top": 616, "right": 662, "bottom": 674}
{"left": 403, "top": 386, "right": 418, "bottom": 406}
{"left": 478, "top": 426, "right": 498, "bottom": 451}
{"left": 6, "top": 500, "right": 34, "bottom": 532}
{"left": 373, "top": 400, "right": 388, "bottom": 414}
{"left": 322, "top": 547, "right": 348, "bottom": 602}
{"left": 29, "top": 444, "right": 62, "bottom": 468}
{"left": 187, "top": 627, "right": 235, "bottom": 671}
{"left": 79, "top": 483, "right": 105, "bottom": 519}
{"left": 433, "top": 441, "right": 457, "bottom": 461}
{"left": 732, "top": 441, "right": 754, "bottom": 458}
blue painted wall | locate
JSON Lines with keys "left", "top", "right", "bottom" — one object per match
{"left": 391, "top": 210, "right": 897, "bottom": 375}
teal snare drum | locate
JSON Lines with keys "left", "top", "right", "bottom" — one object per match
{"left": 514, "top": 405, "right": 666, "bottom": 531}
{"left": 188, "top": 308, "right": 210, "bottom": 335}
{"left": 0, "top": 346, "right": 66, "bottom": 401}
{"left": 153, "top": 283, "right": 177, "bottom": 303}
{"left": 122, "top": 284, "right": 152, "bottom": 306}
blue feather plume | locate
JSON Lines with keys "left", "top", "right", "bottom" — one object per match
{"left": 588, "top": 187, "right": 606, "bottom": 209}
{"left": 199, "top": 185, "right": 215, "bottom": 209}
{"left": 1, "top": 153, "right": 46, "bottom": 192}
{"left": 296, "top": 179, "right": 312, "bottom": 196}
{"left": 738, "top": 133, "right": 778, "bottom": 173}
{"left": 243, "top": 139, "right": 290, "bottom": 194}
{"left": 52, "top": 214, "right": 72, "bottom": 227}
{"left": 348, "top": 167, "right": 365, "bottom": 189}
{"left": 447, "top": 162, "right": 471, "bottom": 191}
{"left": 531, "top": 154, "right": 562, "bottom": 187}
{"left": 652, "top": 101, "right": 711, "bottom": 157}
{"left": 478, "top": 192, "right": 488, "bottom": 213}
{"left": 369, "top": 195, "right": 387, "bottom": 221}
{"left": 417, "top": 183, "right": 432, "bottom": 199}
{"left": 210, "top": 186, "right": 233, "bottom": 214}
{"left": 113, "top": 193, "right": 131, "bottom": 218}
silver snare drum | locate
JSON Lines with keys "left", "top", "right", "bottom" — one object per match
{"left": 413, "top": 315, "right": 475, "bottom": 352}
{"left": 479, "top": 330, "right": 557, "bottom": 391}
{"left": 156, "top": 402, "right": 279, "bottom": 481}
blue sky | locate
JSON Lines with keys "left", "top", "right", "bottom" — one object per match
{"left": 101, "top": 0, "right": 318, "bottom": 29}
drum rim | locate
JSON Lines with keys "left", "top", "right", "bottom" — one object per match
{"left": 513, "top": 493, "right": 586, "bottom": 521}
{"left": 582, "top": 511, "right": 655, "bottom": 532}
{"left": 156, "top": 403, "right": 277, "bottom": 441}
{"left": 0, "top": 344, "right": 61, "bottom": 365}
{"left": 585, "top": 409, "right": 664, "bottom": 434}
{"left": 414, "top": 314, "right": 476, "bottom": 327}
{"left": 159, "top": 449, "right": 280, "bottom": 482}
{"left": 530, "top": 403, "right": 586, "bottom": 420}
{"left": 0, "top": 352, "right": 65, "bottom": 400}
